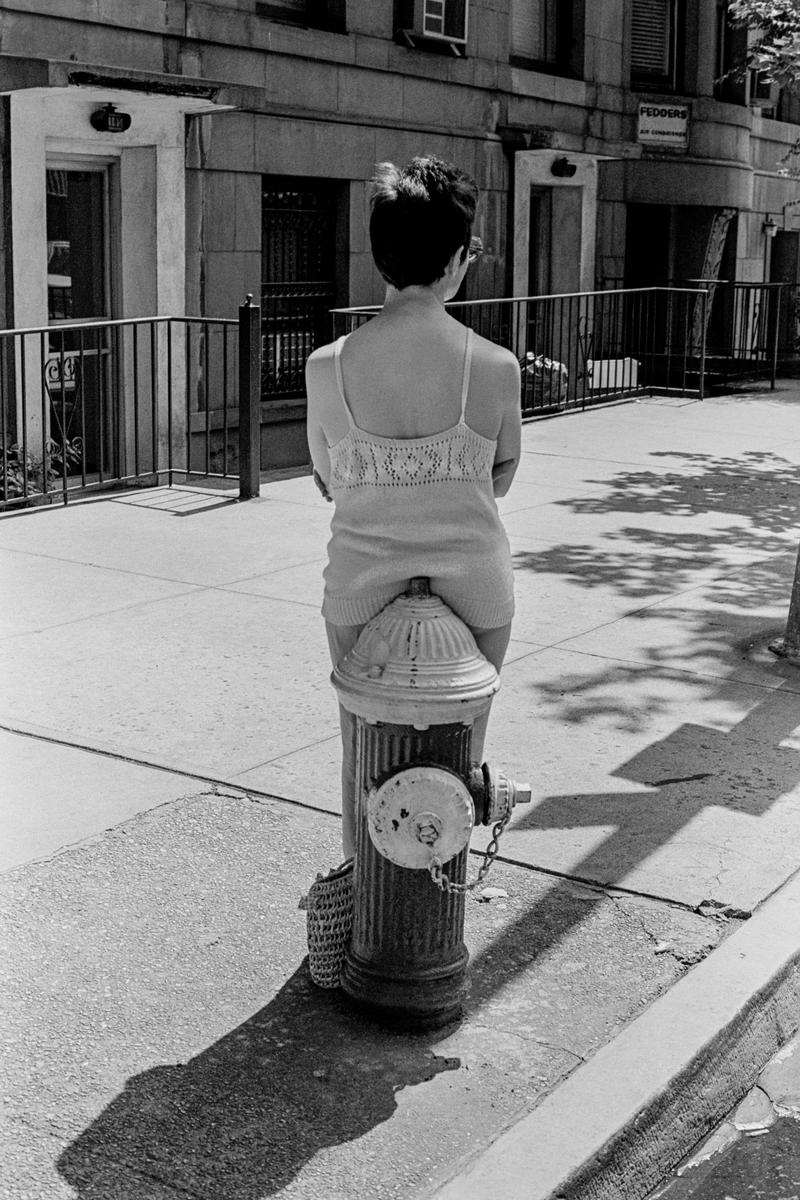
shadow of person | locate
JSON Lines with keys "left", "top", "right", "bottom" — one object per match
{"left": 57, "top": 966, "right": 460, "bottom": 1198}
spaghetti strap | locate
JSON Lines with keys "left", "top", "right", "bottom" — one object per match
{"left": 459, "top": 328, "right": 473, "bottom": 424}
{"left": 333, "top": 336, "right": 356, "bottom": 428}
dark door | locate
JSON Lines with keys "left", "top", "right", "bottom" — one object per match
{"left": 624, "top": 203, "right": 672, "bottom": 287}
{"left": 528, "top": 187, "right": 553, "bottom": 297}
{"left": 770, "top": 230, "right": 799, "bottom": 356}
{"left": 525, "top": 186, "right": 552, "bottom": 355}
{"left": 624, "top": 204, "right": 674, "bottom": 380}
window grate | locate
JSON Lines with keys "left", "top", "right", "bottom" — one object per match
{"left": 511, "top": 0, "right": 558, "bottom": 63}
{"left": 631, "top": 0, "right": 673, "bottom": 76}
{"left": 261, "top": 180, "right": 338, "bottom": 400}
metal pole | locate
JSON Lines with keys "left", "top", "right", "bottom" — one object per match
{"left": 698, "top": 291, "right": 708, "bottom": 402}
{"left": 204, "top": 321, "right": 211, "bottom": 477}
{"left": 133, "top": 323, "right": 140, "bottom": 479}
{"left": 222, "top": 323, "right": 230, "bottom": 476}
{"left": 167, "top": 321, "right": 173, "bottom": 487}
{"left": 238, "top": 294, "right": 261, "bottom": 501}
{"left": 39, "top": 331, "right": 49, "bottom": 499}
{"left": 770, "top": 285, "right": 782, "bottom": 391}
{"left": 150, "top": 321, "right": 158, "bottom": 479}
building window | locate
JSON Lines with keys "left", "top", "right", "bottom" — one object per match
{"left": 511, "top": 0, "right": 557, "bottom": 63}
{"left": 256, "top": 0, "right": 345, "bottom": 33}
{"left": 776, "top": 87, "right": 800, "bottom": 124}
{"left": 46, "top": 168, "right": 108, "bottom": 326}
{"left": 45, "top": 165, "right": 112, "bottom": 474}
{"left": 749, "top": 68, "right": 778, "bottom": 115}
{"left": 509, "top": 1, "right": 582, "bottom": 76}
{"left": 423, "top": 0, "right": 467, "bottom": 41}
{"left": 713, "top": 0, "right": 747, "bottom": 103}
{"left": 630, "top": 0, "right": 682, "bottom": 91}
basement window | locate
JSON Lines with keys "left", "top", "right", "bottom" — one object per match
{"left": 255, "top": 0, "right": 346, "bottom": 34}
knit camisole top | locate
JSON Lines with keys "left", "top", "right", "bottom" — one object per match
{"left": 321, "top": 329, "right": 515, "bottom": 629}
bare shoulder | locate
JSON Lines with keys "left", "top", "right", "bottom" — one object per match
{"left": 469, "top": 329, "right": 521, "bottom": 402}
{"left": 470, "top": 329, "right": 519, "bottom": 368}
{"left": 306, "top": 343, "right": 342, "bottom": 440}
{"left": 305, "top": 338, "right": 340, "bottom": 409}
{"left": 305, "top": 338, "right": 339, "bottom": 377}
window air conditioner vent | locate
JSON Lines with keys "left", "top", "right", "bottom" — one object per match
{"left": 395, "top": 0, "right": 468, "bottom": 50}
{"left": 423, "top": 0, "right": 467, "bottom": 43}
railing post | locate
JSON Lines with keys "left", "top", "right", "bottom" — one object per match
{"left": 698, "top": 290, "right": 708, "bottom": 401}
{"left": 238, "top": 294, "right": 261, "bottom": 501}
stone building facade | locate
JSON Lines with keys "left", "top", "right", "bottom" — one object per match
{"left": 1, "top": 0, "right": 798, "bottom": 465}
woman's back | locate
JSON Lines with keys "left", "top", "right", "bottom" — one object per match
{"left": 307, "top": 304, "right": 520, "bottom": 630}
{"left": 308, "top": 299, "right": 516, "bottom": 449}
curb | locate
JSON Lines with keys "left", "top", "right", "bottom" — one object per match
{"left": 428, "top": 870, "right": 800, "bottom": 1200}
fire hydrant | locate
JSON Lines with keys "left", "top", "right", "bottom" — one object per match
{"left": 332, "top": 577, "right": 530, "bottom": 1027}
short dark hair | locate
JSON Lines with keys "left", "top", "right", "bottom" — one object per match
{"left": 369, "top": 156, "right": 479, "bottom": 290}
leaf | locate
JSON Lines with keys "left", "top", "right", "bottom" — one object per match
{"left": 478, "top": 886, "right": 509, "bottom": 901}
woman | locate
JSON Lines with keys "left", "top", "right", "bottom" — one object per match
{"left": 306, "top": 155, "right": 521, "bottom": 859}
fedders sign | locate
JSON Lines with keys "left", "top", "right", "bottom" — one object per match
{"left": 637, "top": 102, "right": 689, "bottom": 149}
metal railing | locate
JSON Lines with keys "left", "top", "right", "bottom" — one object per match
{"left": 678, "top": 280, "right": 784, "bottom": 389}
{"left": 3, "top": 283, "right": 787, "bottom": 509}
{"left": 333, "top": 286, "right": 716, "bottom": 415}
{"left": 601, "top": 280, "right": 786, "bottom": 383}
{"left": 1, "top": 302, "right": 263, "bottom": 511}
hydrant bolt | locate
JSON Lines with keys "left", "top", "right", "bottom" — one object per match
{"left": 414, "top": 814, "right": 442, "bottom": 846}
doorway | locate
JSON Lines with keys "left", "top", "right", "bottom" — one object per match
{"left": 45, "top": 164, "right": 115, "bottom": 474}
{"left": 624, "top": 204, "right": 672, "bottom": 287}
{"left": 528, "top": 187, "right": 553, "bottom": 296}
{"left": 770, "top": 230, "right": 800, "bottom": 357}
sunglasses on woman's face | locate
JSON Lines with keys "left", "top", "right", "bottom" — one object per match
{"left": 467, "top": 236, "right": 484, "bottom": 265}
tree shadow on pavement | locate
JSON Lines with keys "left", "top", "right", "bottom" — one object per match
{"left": 469, "top": 443, "right": 800, "bottom": 988}
{"left": 512, "top": 560, "right": 799, "bottom": 733}
{"left": 512, "top": 447, "right": 800, "bottom": 726}
{"left": 514, "top": 451, "right": 799, "bottom": 589}
{"left": 57, "top": 967, "right": 459, "bottom": 1198}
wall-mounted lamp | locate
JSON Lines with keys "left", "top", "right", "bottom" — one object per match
{"left": 551, "top": 156, "right": 577, "bottom": 178}
{"left": 762, "top": 214, "right": 779, "bottom": 238}
{"left": 90, "top": 104, "right": 131, "bottom": 133}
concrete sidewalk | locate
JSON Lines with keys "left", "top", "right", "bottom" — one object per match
{"left": 2, "top": 384, "right": 799, "bottom": 1199}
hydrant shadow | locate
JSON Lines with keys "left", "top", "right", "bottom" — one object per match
{"left": 56, "top": 966, "right": 460, "bottom": 1198}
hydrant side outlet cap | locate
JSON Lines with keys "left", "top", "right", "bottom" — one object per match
{"left": 367, "top": 766, "right": 475, "bottom": 869}
{"left": 332, "top": 590, "right": 498, "bottom": 723}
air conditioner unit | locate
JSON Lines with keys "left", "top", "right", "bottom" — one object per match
{"left": 587, "top": 358, "right": 639, "bottom": 391}
{"left": 749, "top": 72, "right": 779, "bottom": 119}
{"left": 395, "top": 0, "right": 468, "bottom": 48}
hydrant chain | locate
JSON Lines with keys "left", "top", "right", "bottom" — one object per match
{"left": 428, "top": 811, "right": 512, "bottom": 896}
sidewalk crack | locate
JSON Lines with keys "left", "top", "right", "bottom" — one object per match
{"left": 469, "top": 1020, "right": 586, "bottom": 1064}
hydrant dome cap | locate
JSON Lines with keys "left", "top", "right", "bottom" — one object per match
{"left": 332, "top": 589, "right": 499, "bottom": 723}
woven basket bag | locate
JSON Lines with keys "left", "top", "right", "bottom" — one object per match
{"left": 301, "top": 859, "right": 354, "bottom": 989}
